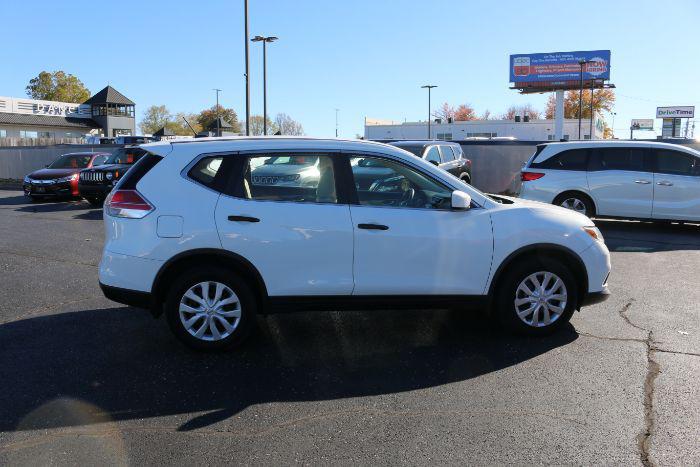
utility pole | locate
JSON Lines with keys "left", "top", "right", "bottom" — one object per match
{"left": 244, "top": 0, "right": 250, "bottom": 136}
{"left": 335, "top": 108, "right": 340, "bottom": 137}
{"left": 421, "top": 85, "right": 437, "bottom": 139}
{"left": 213, "top": 88, "right": 222, "bottom": 136}
{"left": 578, "top": 59, "right": 589, "bottom": 140}
{"left": 589, "top": 80, "right": 594, "bottom": 139}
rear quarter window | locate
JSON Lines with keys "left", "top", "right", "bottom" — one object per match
{"left": 531, "top": 148, "right": 588, "bottom": 171}
{"left": 188, "top": 156, "right": 225, "bottom": 189}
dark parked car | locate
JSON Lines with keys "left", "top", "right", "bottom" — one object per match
{"left": 78, "top": 146, "right": 147, "bottom": 206}
{"left": 23, "top": 152, "right": 110, "bottom": 201}
{"left": 388, "top": 141, "right": 472, "bottom": 184}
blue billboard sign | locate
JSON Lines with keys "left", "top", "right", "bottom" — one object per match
{"left": 510, "top": 50, "right": 611, "bottom": 84}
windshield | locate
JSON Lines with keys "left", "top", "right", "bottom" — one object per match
{"left": 47, "top": 154, "right": 93, "bottom": 169}
{"left": 104, "top": 148, "right": 146, "bottom": 165}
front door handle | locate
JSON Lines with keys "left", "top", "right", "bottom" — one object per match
{"left": 358, "top": 223, "right": 389, "bottom": 231}
{"left": 228, "top": 215, "right": 260, "bottom": 222}
{"left": 634, "top": 180, "right": 651, "bottom": 184}
{"left": 656, "top": 181, "right": 674, "bottom": 186}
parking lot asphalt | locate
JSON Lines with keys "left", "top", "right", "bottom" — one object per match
{"left": 0, "top": 189, "right": 697, "bottom": 466}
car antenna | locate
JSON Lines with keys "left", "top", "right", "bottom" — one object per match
{"left": 182, "top": 116, "right": 197, "bottom": 137}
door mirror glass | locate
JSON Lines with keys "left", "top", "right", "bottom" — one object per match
{"left": 451, "top": 190, "right": 471, "bottom": 210}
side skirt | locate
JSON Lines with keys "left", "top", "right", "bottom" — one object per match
{"left": 265, "top": 295, "right": 489, "bottom": 314}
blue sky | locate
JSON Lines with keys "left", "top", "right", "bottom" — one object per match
{"left": 1, "top": 0, "right": 698, "bottom": 139}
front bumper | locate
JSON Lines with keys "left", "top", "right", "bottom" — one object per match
{"left": 78, "top": 182, "right": 113, "bottom": 198}
{"left": 24, "top": 180, "right": 75, "bottom": 197}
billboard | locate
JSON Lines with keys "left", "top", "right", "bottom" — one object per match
{"left": 631, "top": 119, "right": 654, "bottom": 130}
{"left": 656, "top": 106, "right": 694, "bottom": 118}
{"left": 510, "top": 50, "right": 611, "bottom": 84}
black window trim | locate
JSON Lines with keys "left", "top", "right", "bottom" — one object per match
{"left": 531, "top": 148, "right": 590, "bottom": 171}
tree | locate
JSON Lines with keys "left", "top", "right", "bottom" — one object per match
{"left": 196, "top": 105, "right": 241, "bottom": 133}
{"left": 174, "top": 112, "right": 202, "bottom": 135}
{"left": 481, "top": 109, "right": 493, "bottom": 120}
{"left": 246, "top": 115, "right": 277, "bottom": 135}
{"left": 545, "top": 89, "right": 616, "bottom": 119}
{"left": 432, "top": 102, "right": 455, "bottom": 121}
{"left": 139, "top": 105, "right": 172, "bottom": 134}
{"left": 274, "top": 113, "right": 304, "bottom": 135}
{"left": 502, "top": 104, "right": 541, "bottom": 120}
{"left": 26, "top": 71, "right": 90, "bottom": 103}
{"left": 454, "top": 104, "right": 477, "bottom": 121}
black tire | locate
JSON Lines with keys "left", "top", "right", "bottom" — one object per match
{"left": 553, "top": 192, "right": 595, "bottom": 218}
{"left": 494, "top": 258, "right": 578, "bottom": 336}
{"left": 165, "top": 266, "right": 257, "bottom": 351}
{"left": 460, "top": 172, "right": 472, "bottom": 185}
{"left": 86, "top": 197, "right": 104, "bottom": 207}
{"left": 27, "top": 195, "right": 41, "bottom": 203}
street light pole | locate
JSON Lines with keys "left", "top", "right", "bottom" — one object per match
{"left": 421, "top": 85, "right": 437, "bottom": 139}
{"left": 578, "top": 60, "right": 585, "bottom": 140}
{"left": 589, "top": 80, "right": 595, "bottom": 139}
{"left": 213, "top": 88, "right": 222, "bottom": 136}
{"left": 335, "top": 108, "right": 339, "bottom": 137}
{"left": 244, "top": 0, "right": 250, "bottom": 136}
{"left": 251, "top": 35, "right": 278, "bottom": 136}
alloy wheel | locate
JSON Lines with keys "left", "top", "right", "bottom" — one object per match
{"left": 514, "top": 271, "right": 568, "bottom": 327}
{"left": 560, "top": 197, "right": 587, "bottom": 215}
{"left": 179, "top": 281, "right": 241, "bottom": 341}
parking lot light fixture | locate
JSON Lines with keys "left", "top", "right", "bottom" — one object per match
{"left": 421, "top": 85, "right": 437, "bottom": 139}
{"left": 251, "top": 35, "right": 278, "bottom": 136}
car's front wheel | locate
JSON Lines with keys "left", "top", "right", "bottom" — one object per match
{"left": 165, "top": 267, "right": 256, "bottom": 351}
{"left": 494, "top": 258, "right": 577, "bottom": 336}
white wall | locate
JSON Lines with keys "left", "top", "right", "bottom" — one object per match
{"left": 365, "top": 118, "right": 604, "bottom": 141}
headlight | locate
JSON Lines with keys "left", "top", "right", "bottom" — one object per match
{"left": 582, "top": 226, "right": 604, "bottom": 243}
{"left": 105, "top": 172, "right": 114, "bottom": 180}
{"left": 58, "top": 174, "right": 79, "bottom": 182}
{"left": 24, "top": 175, "right": 31, "bottom": 183}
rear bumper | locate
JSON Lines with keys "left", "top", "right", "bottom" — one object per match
{"left": 100, "top": 282, "right": 154, "bottom": 310}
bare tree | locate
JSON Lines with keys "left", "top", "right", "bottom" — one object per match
{"left": 432, "top": 102, "right": 455, "bottom": 121}
{"left": 502, "top": 104, "right": 541, "bottom": 120}
{"left": 274, "top": 113, "right": 304, "bottom": 135}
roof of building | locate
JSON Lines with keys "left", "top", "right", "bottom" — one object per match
{"left": 0, "top": 112, "right": 100, "bottom": 129}
{"left": 83, "top": 86, "right": 135, "bottom": 106}
{"left": 153, "top": 126, "right": 175, "bottom": 137}
{"left": 206, "top": 117, "right": 234, "bottom": 130}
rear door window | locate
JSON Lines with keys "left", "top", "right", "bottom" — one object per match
{"left": 532, "top": 149, "right": 588, "bottom": 170}
{"left": 589, "top": 147, "right": 647, "bottom": 172}
{"left": 439, "top": 146, "right": 455, "bottom": 162}
{"left": 654, "top": 149, "right": 698, "bottom": 176}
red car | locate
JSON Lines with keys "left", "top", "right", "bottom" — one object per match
{"left": 23, "top": 152, "right": 111, "bottom": 201}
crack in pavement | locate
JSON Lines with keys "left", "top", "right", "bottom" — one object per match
{"left": 0, "top": 249, "right": 98, "bottom": 268}
{"left": 616, "top": 300, "right": 660, "bottom": 467}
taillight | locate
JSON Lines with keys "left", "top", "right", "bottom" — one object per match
{"left": 105, "top": 189, "right": 154, "bottom": 218}
{"left": 521, "top": 171, "right": 545, "bottom": 181}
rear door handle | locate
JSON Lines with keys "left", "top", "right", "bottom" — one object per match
{"left": 634, "top": 180, "right": 651, "bottom": 184}
{"left": 656, "top": 181, "right": 673, "bottom": 186}
{"left": 358, "top": 223, "right": 389, "bottom": 231}
{"left": 228, "top": 215, "right": 260, "bottom": 222}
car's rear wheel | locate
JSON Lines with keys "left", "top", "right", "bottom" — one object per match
{"left": 553, "top": 192, "right": 594, "bottom": 217}
{"left": 494, "top": 258, "right": 577, "bottom": 336}
{"left": 165, "top": 267, "right": 256, "bottom": 351}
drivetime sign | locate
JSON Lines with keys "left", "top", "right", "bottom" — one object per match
{"left": 656, "top": 106, "right": 694, "bottom": 118}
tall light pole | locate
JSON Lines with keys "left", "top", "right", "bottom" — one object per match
{"left": 421, "top": 85, "right": 437, "bottom": 139}
{"left": 589, "top": 80, "right": 595, "bottom": 139}
{"left": 213, "top": 88, "right": 222, "bottom": 136}
{"left": 578, "top": 59, "right": 592, "bottom": 140}
{"left": 611, "top": 112, "right": 617, "bottom": 139}
{"left": 335, "top": 108, "right": 340, "bottom": 137}
{"left": 251, "top": 35, "right": 278, "bottom": 136}
{"left": 244, "top": 0, "right": 250, "bottom": 136}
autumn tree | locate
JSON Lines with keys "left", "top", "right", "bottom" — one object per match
{"left": 274, "top": 113, "right": 304, "bottom": 135}
{"left": 432, "top": 102, "right": 455, "bottom": 121}
{"left": 26, "top": 71, "right": 90, "bottom": 103}
{"left": 196, "top": 105, "right": 241, "bottom": 133}
{"left": 454, "top": 104, "right": 477, "bottom": 121}
{"left": 502, "top": 104, "right": 541, "bottom": 120}
{"left": 545, "top": 89, "right": 616, "bottom": 119}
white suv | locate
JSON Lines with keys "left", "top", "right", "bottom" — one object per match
{"left": 520, "top": 141, "right": 700, "bottom": 221}
{"left": 99, "top": 137, "right": 610, "bottom": 350}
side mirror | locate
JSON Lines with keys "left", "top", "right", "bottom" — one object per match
{"left": 429, "top": 160, "right": 439, "bottom": 166}
{"left": 451, "top": 190, "right": 471, "bottom": 210}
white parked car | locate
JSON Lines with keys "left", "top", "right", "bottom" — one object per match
{"left": 520, "top": 141, "right": 700, "bottom": 221}
{"left": 98, "top": 137, "right": 610, "bottom": 350}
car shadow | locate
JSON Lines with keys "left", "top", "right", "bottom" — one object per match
{"left": 596, "top": 218, "right": 700, "bottom": 252}
{"left": 0, "top": 306, "right": 577, "bottom": 432}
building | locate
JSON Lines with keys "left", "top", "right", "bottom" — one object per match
{"left": 0, "top": 86, "right": 136, "bottom": 143}
{"left": 364, "top": 117, "right": 605, "bottom": 141}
